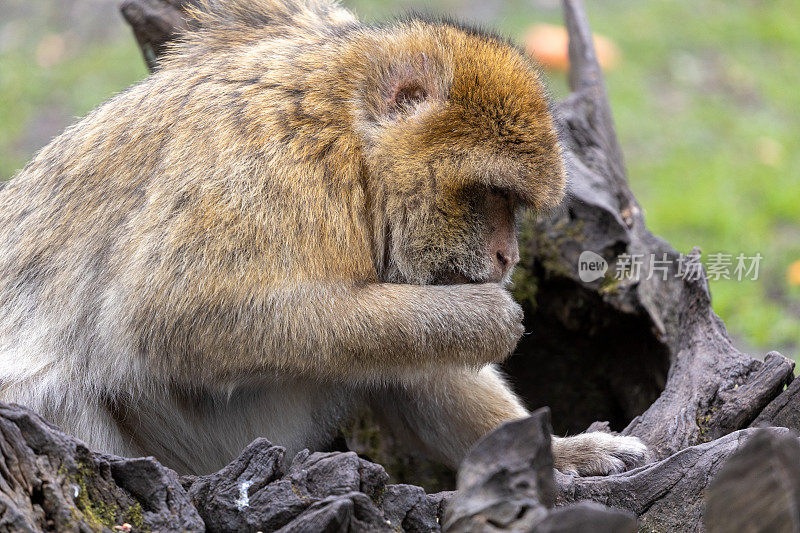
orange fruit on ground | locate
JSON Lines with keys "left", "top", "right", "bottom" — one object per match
{"left": 524, "top": 24, "right": 620, "bottom": 72}
{"left": 787, "top": 260, "right": 800, "bottom": 287}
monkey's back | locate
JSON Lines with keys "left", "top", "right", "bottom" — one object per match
{"left": 0, "top": 0, "right": 368, "bottom": 464}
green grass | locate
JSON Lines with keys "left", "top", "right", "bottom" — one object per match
{"left": 582, "top": 0, "right": 800, "bottom": 357}
{"left": 1, "top": 0, "right": 798, "bottom": 359}
{"left": 0, "top": 26, "right": 147, "bottom": 179}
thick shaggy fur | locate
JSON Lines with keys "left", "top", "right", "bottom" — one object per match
{"left": 0, "top": 0, "right": 646, "bottom": 475}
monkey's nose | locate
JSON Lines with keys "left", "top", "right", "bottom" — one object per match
{"left": 496, "top": 251, "right": 509, "bottom": 267}
{"left": 494, "top": 247, "right": 520, "bottom": 278}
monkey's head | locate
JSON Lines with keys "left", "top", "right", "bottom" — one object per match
{"left": 359, "top": 20, "right": 566, "bottom": 286}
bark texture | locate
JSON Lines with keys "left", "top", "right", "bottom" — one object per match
{"left": 119, "top": 0, "right": 199, "bottom": 70}
{"left": 0, "top": 401, "right": 456, "bottom": 532}
{"left": 705, "top": 429, "right": 800, "bottom": 533}
{"left": 0, "top": 402, "right": 204, "bottom": 532}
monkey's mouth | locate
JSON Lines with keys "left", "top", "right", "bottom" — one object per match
{"left": 436, "top": 271, "right": 473, "bottom": 285}
{"left": 432, "top": 266, "right": 512, "bottom": 286}
{"left": 433, "top": 268, "right": 504, "bottom": 285}
{"left": 426, "top": 258, "right": 508, "bottom": 285}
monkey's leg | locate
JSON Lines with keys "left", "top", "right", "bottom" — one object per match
{"left": 371, "top": 365, "right": 649, "bottom": 475}
{"left": 370, "top": 365, "right": 529, "bottom": 468}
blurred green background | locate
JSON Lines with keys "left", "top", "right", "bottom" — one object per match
{"left": 1, "top": 0, "right": 798, "bottom": 361}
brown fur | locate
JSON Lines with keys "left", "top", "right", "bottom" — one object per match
{"left": 0, "top": 0, "right": 646, "bottom": 476}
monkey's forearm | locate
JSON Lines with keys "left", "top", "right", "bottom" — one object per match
{"left": 143, "top": 282, "right": 523, "bottom": 383}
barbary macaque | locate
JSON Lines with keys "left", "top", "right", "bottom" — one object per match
{"left": 0, "top": 0, "right": 648, "bottom": 476}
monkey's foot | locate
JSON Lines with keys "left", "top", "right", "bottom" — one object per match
{"left": 551, "top": 432, "right": 650, "bottom": 476}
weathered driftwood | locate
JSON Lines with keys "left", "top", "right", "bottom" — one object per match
{"left": 446, "top": 416, "right": 800, "bottom": 532}
{"left": 507, "top": 0, "right": 794, "bottom": 459}
{"left": 0, "top": 402, "right": 204, "bottom": 532}
{"left": 753, "top": 373, "right": 800, "bottom": 432}
{"left": 181, "top": 438, "right": 422, "bottom": 532}
{"left": 557, "top": 427, "right": 795, "bottom": 531}
{"left": 705, "top": 429, "right": 800, "bottom": 533}
{"left": 444, "top": 409, "right": 800, "bottom": 533}
{"left": 0, "top": 401, "right": 456, "bottom": 532}
{"left": 444, "top": 409, "right": 556, "bottom": 531}
{"left": 5, "top": 398, "right": 800, "bottom": 532}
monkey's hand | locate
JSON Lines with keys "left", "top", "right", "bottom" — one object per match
{"left": 349, "top": 282, "right": 524, "bottom": 370}
{"left": 426, "top": 283, "right": 524, "bottom": 366}
{"left": 323, "top": 282, "right": 524, "bottom": 377}
{"left": 334, "top": 281, "right": 526, "bottom": 372}
{"left": 551, "top": 433, "right": 650, "bottom": 476}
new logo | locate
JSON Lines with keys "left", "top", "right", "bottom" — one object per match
{"left": 578, "top": 251, "right": 608, "bottom": 282}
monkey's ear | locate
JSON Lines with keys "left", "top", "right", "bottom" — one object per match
{"left": 381, "top": 53, "right": 432, "bottom": 117}
{"left": 391, "top": 82, "right": 428, "bottom": 112}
